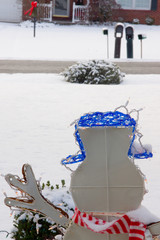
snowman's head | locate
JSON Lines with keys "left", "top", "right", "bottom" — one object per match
{"left": 62, "top": 110, "right": 152, "bottom": 167}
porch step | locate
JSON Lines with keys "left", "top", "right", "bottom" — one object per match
{"left": 54, "top": 20, "right": 76, "bottom": 25}
{"left": 53, "top": 20, "right": 88, "bottom": 25}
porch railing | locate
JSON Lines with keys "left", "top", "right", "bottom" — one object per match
{"left": 72, "top": 0, "right": 89, "bottom": 23}
{"left": 38, "top": 1, "right": 53, "bottom": 22}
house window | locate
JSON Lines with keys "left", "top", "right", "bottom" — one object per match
{"left": 117, "top": 0, "right": 151, "bottom": 10}
{"left": 135, "top": 0, "right": 151, "bottom": 9}
{"left": 117, "top": 0, "right": 132, "bottom": 8}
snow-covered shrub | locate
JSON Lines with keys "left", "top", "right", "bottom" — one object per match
{"left": 62, "top": 60, "right": 124, "bottom": 84}
{"left": 117, "top": 17, "right": 124, "bottom": 22}
{"left": 145, "top": 16, "right": 155, "bottom": 25}
{"left": 11, "top": 180, "right": 74, "bottom": 240}
{"left": 11, "top": 212, "right": 58, "bottom": 240}
{"left": 132, "top": 18, "right": 140, "bottom": 24}
{"left": 87, "top": 0, "right": 121, "bottom": 23}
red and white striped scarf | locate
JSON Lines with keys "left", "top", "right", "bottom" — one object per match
{"left": 73, "top": 207, "right": 146, "bottom": 240}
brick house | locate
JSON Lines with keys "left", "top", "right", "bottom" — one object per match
{"left": 115, "top": 0, "right": 160, "bottom": 25}
{"left": 49, "top": 0, "right": 160, "bottom": 24}
{"left": 1, "top": 0, "right": 159, "bottom": 25}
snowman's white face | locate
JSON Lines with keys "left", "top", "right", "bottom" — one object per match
{"left": 70, "top": 127, "right": 145, "bottom": 213}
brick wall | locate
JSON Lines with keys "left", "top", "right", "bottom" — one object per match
{"left": 115, "top": 1, "right": 160, "bottom": 25}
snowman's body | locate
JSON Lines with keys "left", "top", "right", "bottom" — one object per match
{"left": 64, "top": 126, "right": 145, "bottom": 240}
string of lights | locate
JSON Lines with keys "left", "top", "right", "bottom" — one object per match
{"left": 61, "top": 110, "right": 153, "bottom": 165}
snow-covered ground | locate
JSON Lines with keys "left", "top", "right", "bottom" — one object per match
{"left": 0, "top": 21, "right": 160, "bottom": 239}
{"left": 0, "top": 21, "right": 160, "bottom": 60}
{"left": 0, "top": 73, "right": 160, "bottom": 239}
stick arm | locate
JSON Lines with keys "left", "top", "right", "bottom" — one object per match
{"left": 4, "top": 164, "right": 70, "bottom": 227}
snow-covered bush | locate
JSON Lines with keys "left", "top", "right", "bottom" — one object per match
{"left": 145, "top": 16, "right": 155, "bottom": 25}
{"left": 117, "top": 17, "right": 124, "bottom": 22}
{"left": 11, "top": 180, "right": 74, "bottom": 240}
{"left": 87, "top": 0, "right": 121, "bottom": 23}
{"left": 132, "top": 18, "right": 140, "bottom": 24}
{"left": 62, "top": 60, "right": 124, "bottom": 84}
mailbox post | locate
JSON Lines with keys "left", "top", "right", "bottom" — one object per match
{"left": 24, "top": 1, "right": 38, "bottom": 38}
{"left": 103, "top": 28, "right": 109, "bottom": 58}
{"left": 114, "top": 23, "right": 124, "bottom": 58}
{"left": 32, "top": 1, "right": 38, "bottom": 38}
{"left": 125, "top": 26, "right": 134, "bottom": 58}
{"left": 138, "top": 34, "right": 147, "bottom": 59}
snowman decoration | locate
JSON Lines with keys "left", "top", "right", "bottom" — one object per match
{"left": 4, "top": 106, "right": 160, "bottom": 240}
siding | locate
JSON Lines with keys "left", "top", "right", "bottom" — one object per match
{"left": 0, "top": 0, "right": 22, "bottom": 23}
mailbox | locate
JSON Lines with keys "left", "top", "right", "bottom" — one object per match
{"left": 138, "top": 34, "right": 147, "bottom": 58}
{"left": 114, "top": 23, "right": 124, "bottom": 58}
{"left": 126, "top": 26, "right": 134, "bottom": 40}
{"left": 138, "top": 34, "right": 147, "bottom": 40}
{"left": 103, "top": 28, "right": 108, "bottom": 35}
{"left": 103, "top": 28, "right": 109, "bottom": 58}
{"left": 115, "top": 23, "right": 124, "bottom": 38}
{"left": 125, "top": 26, "right": 134, "bottom": 58}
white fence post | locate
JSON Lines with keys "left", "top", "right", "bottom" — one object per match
{"left": 49, "top": 1, "right": 53, "bottom": 22}
{"left": 38, "top": 1, "right": 53, "bottom": 22}
{"left": 72, "top": 2, "right": 76, "bottom": 23}
{"left": 72, "top": 0, "right": 89, "bottom": 23}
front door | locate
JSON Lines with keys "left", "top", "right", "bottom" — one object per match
{"left": 53, "top": 0, "right": 70, "bottom": 17}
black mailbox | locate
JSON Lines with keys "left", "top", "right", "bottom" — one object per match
{"left": 126, "top": 26, "right": 134, "bottom": 40}
{"left": 115, "top": 23, "right": 124, "bottom": 38}
{"left": 114, "top": 23, "right": 124, "bottom": 58}
{"left": 103, "top": 28, "right": 108, "bottom": 35}
{"left": 125, "top": 26, "right": 134, "bottom": 58}
{"left": 138, "top": 34, "right": 147, "bottom": 40}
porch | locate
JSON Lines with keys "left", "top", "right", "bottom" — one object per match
{"left": 23, "top": 0, "right": 89, "bottom": 23}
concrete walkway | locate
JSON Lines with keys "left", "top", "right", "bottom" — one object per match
{"left": 115, "top": 62, "right": 160, "bottom": 74}
{"left": 0, "top": 60, "right": 76, "bottom": 74}
{"left": 1, "top": 60, "right": 160, "bottom": 74}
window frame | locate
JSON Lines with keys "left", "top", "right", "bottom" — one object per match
{"left": 53, "top": 0, "right": 70, "bottom": 17}
{"left": 117, "top": 0, "right": 152, "bottom": 10}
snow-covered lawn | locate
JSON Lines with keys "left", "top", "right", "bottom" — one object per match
{"left": 0, "top": 21, "right": 160, "bottom": 60}
{"left": 0, "top": 21, "right": 160, "bottom": 239}
{"left": 0, "top": 73, "right": 160, "bottom": 239}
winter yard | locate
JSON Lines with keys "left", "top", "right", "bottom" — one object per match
{"left": 0, "top": 22, "right": 160, "bottom": 239}
{"left": 1, "top": 21, "right": 160, "bottom": 60}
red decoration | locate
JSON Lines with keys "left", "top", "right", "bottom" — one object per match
{"left": 25, "top": 1, "right": 37, "bottom": 16}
